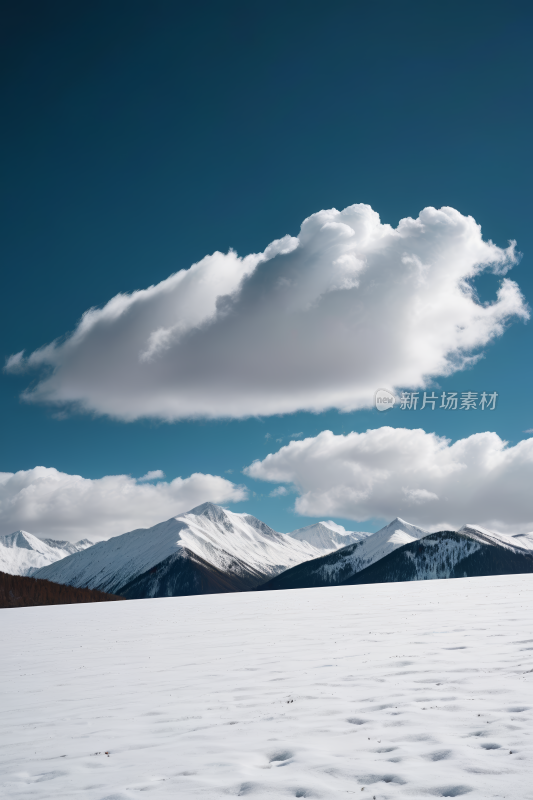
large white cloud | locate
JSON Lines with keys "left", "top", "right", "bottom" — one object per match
{"left": 245, "top": 427, "right": 533, "bottom": 534}
{"left": 6, "top": 204, "right": 527, "bottom": 420}
{"left": 0, "top": 467, "right": 247, "bottom": 541}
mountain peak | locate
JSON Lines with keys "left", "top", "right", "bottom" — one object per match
{"left": 390, "top": 517, "right": 410, "bottom": 526}
{"left": 1, "top": 530, "right": 41, "bottom": 550}
{"left": 34, "top": 505, "right": 324, "bottom": 596}
{"left": 0, "top": 531, "right": 95, "bottom": 577}
{"left": 459, "top": 523, "right": 491, "bottom": 534}
{"left": 188, "top": 502, "right": 229, "bottom": 521}
{"left": 383, "top": 517, "right": 429, "bottom": 533}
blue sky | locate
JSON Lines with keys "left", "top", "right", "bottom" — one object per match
{"left": 1, "top": 1, "right": 532, "bottom": 538}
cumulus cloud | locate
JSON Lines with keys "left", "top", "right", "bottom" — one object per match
{"left": 137, "top": 469, "right": 165, "bottom": 482}
{"left": 244, "top": 427, "right": 533, "bottom": 534}
{"left": 6, "top": 204, "right": 527, "bottom": 420}
{"left": 269, "top": 486, "right": 289, "bottom": 497}
{"left": 0, "top": 467, "right": 247, "bottom": 541}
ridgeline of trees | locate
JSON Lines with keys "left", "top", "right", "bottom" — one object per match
{"left": 0, "top": 571, "right": 125, "bottom": 608}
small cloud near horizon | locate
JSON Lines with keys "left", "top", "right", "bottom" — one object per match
{"left": 138, "top": 470, "right": 165, "bottom": 482}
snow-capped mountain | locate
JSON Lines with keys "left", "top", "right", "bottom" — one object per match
{"left": 0, "top": 531, "right": 93, "bottom": 577}
{"left": 259, "top": 517, "right": 433, "bottom": 591}
{"left": 261, "top": 519, "right": 533, "bottom": 592}
{"left": 344, "top": 529, "right": 533, "bottom": 586}
{"left": 34, "top": 502, "right": 325, "bottom": 597}
{"left": 288, "top": 521, "right": 370, "bottom": 551}
{"left": 27, "top": 509, "right": 533, "bottom": 598}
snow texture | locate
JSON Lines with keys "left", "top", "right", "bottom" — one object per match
{"left": 34, "top": 503, "right": 323, "bottom": 594}
{"left": 512, "top": 532, "right": 533, "bottom": 550}
{"left": 1, "top": 574, "right": 532, "bottom": 799}
{"left": 0, "top": 531, "right": 93, "bottom": 576}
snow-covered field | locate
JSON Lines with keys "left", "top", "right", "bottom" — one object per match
{"left": 1, "top": 576, "right": 532, "bottom": 799}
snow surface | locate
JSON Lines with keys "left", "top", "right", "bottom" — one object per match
{"left": 0, "top": 531, "right": 93, "bottom": 577}
{"left": 288, "top": 521, "right": 370, "bottom": 551}
{"left": 1, "top": 575, "right": 532, "bottom": 799}
{"left": 34, "top": 503, "right": 324, "bottom": 594}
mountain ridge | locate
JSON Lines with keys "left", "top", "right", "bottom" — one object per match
{"left": 0, "top": 531, "right": 93, "bottom": 577}
{"left": 34, "top": 502, "right": 326, "bottom": 595}
{"left": 11, "top": 505, "right": 533, "bottom": 598}
{"left": 342, "top": 529, "right": 533, "bottom": 586}
{"left": 258, "top": 517, "right": 431, "bottom": 591}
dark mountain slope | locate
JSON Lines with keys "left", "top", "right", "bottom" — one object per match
{"left": 119, "top": 548, "right": 258, "bottom": 598}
